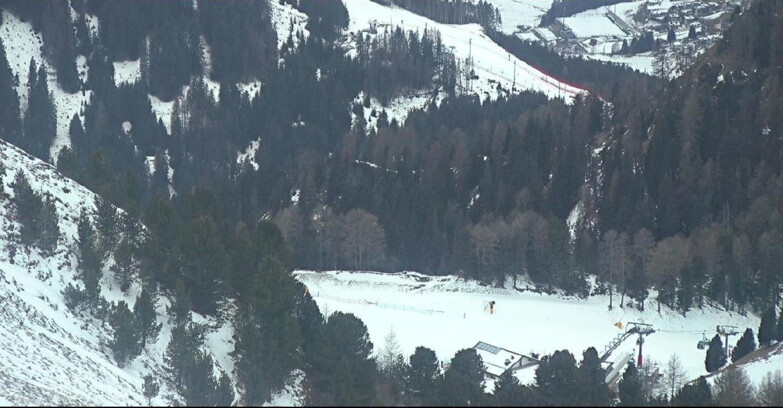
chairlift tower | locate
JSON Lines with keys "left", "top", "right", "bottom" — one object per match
{"left": 601, "top": 322, "right": 655, "bottom": 368}
{"left": 717, "top": 325, "right": 739, "bottom": 359}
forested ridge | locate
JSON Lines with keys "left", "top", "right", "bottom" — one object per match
{"left": 0, "top": 0, "right": 782, "bottom": 405}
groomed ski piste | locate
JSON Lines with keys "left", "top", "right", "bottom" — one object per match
{"left": 343, "top": 0, "right": 587, "bottom": 104}
{"left": 293, "top": 270, "right": 772, "bottom": 392}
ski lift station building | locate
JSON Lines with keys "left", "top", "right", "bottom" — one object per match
{"left": 472, "top": 341, "right": 540, "bottom": 378}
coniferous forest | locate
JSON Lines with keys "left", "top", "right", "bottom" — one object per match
{"left": 1, "top": 0, "right": 783, "bottom": 406}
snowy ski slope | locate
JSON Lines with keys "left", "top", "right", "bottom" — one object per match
{"left": 342, "top": 0, "right": 587, "bottom": 103}
{"left": 294, "top": 270, "right": 762, "bottom": 391}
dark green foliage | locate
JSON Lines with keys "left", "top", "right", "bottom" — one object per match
{"left": 40, "top": 0, "right": 80, "bottom": 92}
{"left": 492, "top": 371, "right": 534, "bottom": 406}
{"left": 76, "top": 210, "right": 103, "bottom": 302}
{"left": 306, "top": 312, "right": 376, "bottom": 406}
{"left": 0, "top": 38, "right": 21, "bottom": 145}
{"left": 436, "top": 348, "right": 486, "bottom": 406}
{"left": 705, "top": 334, "right": 727, "bottom": 373}
{"left": 95, "top": 196, "right": 118, "bottom": 251}
{"left": 733, "top": 328, "right": 756, "bottom": 362}
{"left": 165, "top": 319, "right": 233, "bottom": 406}
{"left": 199, "top": 0, "right": 277, "bottom": 83}
{"left": 109, "top": 300, "right": 141, "bottom": 366}
{"left": 142, "top": 374, "right": 159, "bottom": 406}
{"left": 758, "top": 307, "right": 777, "bottom": 347}
{"left": 404, "top": 346, "right": 439, "bottom": 405}
{"left": 133, "top": 286, "right": 162, "bottom": 350}
{"left": 21, "top": 63, "right": 56, "bottom": 162}
{"left": 11, "top": 171, "right": 43, "bottom": 246}
{"left": 619, "top": 362, "right": 645, "bottom": 407}
{"left": 535, "top": 349, "right": 580, "bottom": 405}
{"left": 777, "top": 309, "right": 783, "bottom": 342}
{"left": 38, "top": 194, "right": 60, "bottom": 253}
{"left": 579, "top": 347, "right": 611, "bottom": 406}
{"left": 112, "top": 237, "right": 134, "bottom": 293}
{"left": 672, "top": 376, "right": 712, "bottom": 406}
{"left": 56, "top": 146, "right": 84, "bottom": 184}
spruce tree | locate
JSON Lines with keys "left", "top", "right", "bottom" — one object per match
{"left": 38, "top": 194, "right": 60, "bottom": 253}
{"left": 76, "top": 210, "right": 103, "bottom": 302}
{"left": 777, "top": 308, "right": 783, "bottom": 342}
{"left": 405, "top": 346, "right": 439, "bottom": 404}
{"left": 733, "top": 328, "right": 756, "bottom": 362}
{"left": 109, "top": 300, "right": 141, "bottom": 367}
{"left": 22, "top": 64, "right": 56, "bottom": 162}
{"left": 112, "top": 237, "right": 134, "bottom": 293}
{"left": 0, "top": 38, "right": 22, "bottom": 145}
{"left": 671, "top": 376, "right": 712, "bottom": 406}
{"left": 56, "top": 146, "right": 84, "bottom": 184}
{"left": 134, "top": 286, "right": 162, "bottom": 350}
{"left": 705, "top": 334, "right": 727, "bottom": 373}
{"left": 619, "top": 363, "right": 645, "bottom": 406}
{"left": 759, "top": 307, "right": 777, "bottom": 347}
{"left": 493, "top": 371, "right": 528, "bottom": 406}
{"left": 11, "top": 171, "right": 43, "bottom": 246}
{"left": 142, "top": 374, "right": 159, "bottom": 406}
{"left": 437, "top": 348, "right": 486, "bottom": 406}
{"left": 579, "top": 347, "right": 611, "bottom": 406}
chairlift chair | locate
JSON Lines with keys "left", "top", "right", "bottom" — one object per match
{"left": 697, "top": 333, "right": 709, "bottom": 350}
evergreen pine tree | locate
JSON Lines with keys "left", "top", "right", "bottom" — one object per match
{"left": 134, "top": 286, "right": 162, "bottom": 350}
{"left": 112, "top": 237, "right": 134, "bottom": 293}
{"left": 619, "top": 362, "right": 645, "bottom": 406}
{"left": 142, "top": 374, "right": 159, "bottom": 406}
{"left": 0, "top": 38, "right": 22, "bottom": 145}
{"left": 76, "top": 210, "right": 103, "bottom": 302}
{"left": 777, "top": 309, "right": 783, "bottom": 342}
{"left": 56, "top": 146, "right": 84, "bottom": 184}
{"left": 11, "top": 171, "right": 43, "bottom": 246}
{"left": 109, "top": 300, "right": 141, "bottom": 367}
{"left": 705, "top": 334, "right": 727, "bottom": 373}
{"left": 404, "top": 346, "right": 439, "bottom": 405}
{"left": 733, "top": 328, "right": 756, "bottom": 362}
{"left": 579, "top": 347, "right": 611, "bottom": 406}
{"left": 671, "top": 376, "right": 712, "bottom": 406}
{"left": 436, "top": 348, "right": 486, "bottom": 406}
{"left": 22, "top": 64, "right": 56, "bottom": 162}
{"left": 38, "top": 194, "right": 60, "bottom": 253}
{"left": 169, "top": 278, "right": 192, "bottom": 324}
{"left": 96, "top": 197, "right": 118, "bottom": 251}
{"left": 758, "top": 307, "right": 777, "bottom": 347}
{"left": 493, "top": 371, "right": 528, "bottom": 406}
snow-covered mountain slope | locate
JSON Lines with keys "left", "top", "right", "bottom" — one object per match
{"left": 342, "top": 0, "right": 588, "bottom": 103}
{"left": 484, "top": 0, "right": 554, "bottom": 34}
{"left": 0, "top": 10, "right": 92, "bottom": 162}
{"left": 294, "top": 270, "right": 759, "bottom": 391}
{"left": 705, "top": 341, "right": 783, "bottom": 387}
{"left": 0, "top": 139, "right": 246, "bottom": 405}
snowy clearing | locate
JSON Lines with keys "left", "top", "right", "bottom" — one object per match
{"left": 294, "top": 270, "right": 760, "bottom": 391}
{"left": 343, "top": 0, "right": 587, "bottom": 104}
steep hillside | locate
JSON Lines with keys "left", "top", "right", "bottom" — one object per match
{"left": 0, "top": 139, "right": 250, "bottom": 405}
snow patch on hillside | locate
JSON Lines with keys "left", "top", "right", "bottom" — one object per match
{"left": 342, "top": 0, "right": 587, "bottom": 104}
{"left": 0, "top": 139, "right": 236, "bottom": 405}
{"left": 270, "top": 0, "right": 309, "bottom": 51}
{"left": 113, "top": 59, "right": 141, "bottom": 86}
{"left": 484, "top": 0, "right": 553, "bottom": 34}
{"left": 1, "top": 10, "right": 92, "bottom": 162}
{"left": 294, "top": 270, "right": 760, "bottom": 390}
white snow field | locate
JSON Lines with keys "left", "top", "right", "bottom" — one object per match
{"left": 0, "top": 10, "right": 92, "bottom": 162}
{"left": 0, "top": 138, "right": 286, "bottom": 405}
{"left": 294, "top": 270, "right": 761, "bottom": 391}
{"left": 484, "top": 0, "right": 554, "bottom": 34}
{"left": 342, "top": 0, "right": 587, "bottom": 104}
